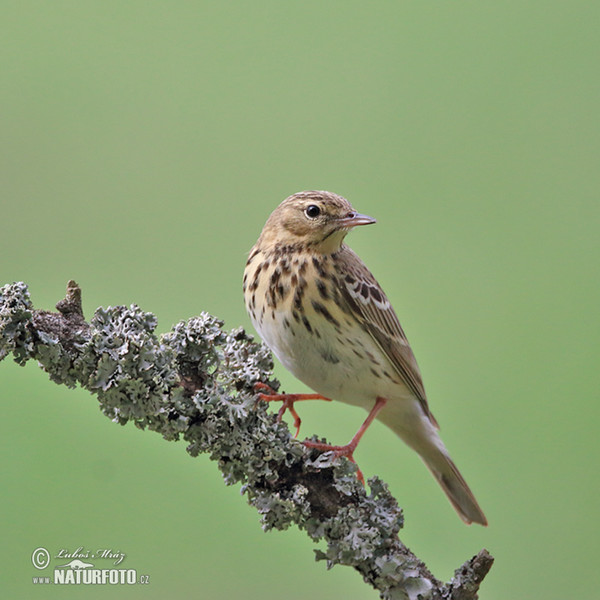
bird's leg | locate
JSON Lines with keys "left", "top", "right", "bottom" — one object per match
{"left": 303, "top": 396, "right": 388, "bottom": 485}
{"left": 253, "top": 382, "right": 332, "bottom": 438}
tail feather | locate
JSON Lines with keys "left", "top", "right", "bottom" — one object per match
{"left": 378, "top": 401, "right": 487, "bottom": 525}
{"left": 423, "top": 448, "right": 487, "bottom": 526}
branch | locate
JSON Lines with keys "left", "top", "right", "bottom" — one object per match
{"left": 0, "top": 281, "right": 493, "bottom": 599}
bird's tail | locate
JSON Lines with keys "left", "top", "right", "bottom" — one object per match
{"left": 379, "top": 406, "right": 487, "bottom": 525}
{"left": 421, "top": 444, "right": 488, "bottom": 526}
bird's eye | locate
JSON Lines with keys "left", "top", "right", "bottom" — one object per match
{"left": 305, "top": 205, "right": 321, "bottom": 219}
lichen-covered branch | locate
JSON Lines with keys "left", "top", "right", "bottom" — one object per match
{"left": 0, "top": 281, "right": 493, "bottom": 599}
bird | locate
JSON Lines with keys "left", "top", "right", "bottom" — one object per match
{"left": 243, "top": 190, "right": 487, "bottom": 526}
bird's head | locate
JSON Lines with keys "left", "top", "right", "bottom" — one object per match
{"left": 258, "top": 191, "right": 376, "bottom": 253}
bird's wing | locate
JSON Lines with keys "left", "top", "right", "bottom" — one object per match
{"left": 335, "top": 245, "right": 439, "bottom": 428}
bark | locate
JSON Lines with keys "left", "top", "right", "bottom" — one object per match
{"left": 0, "top": 281, "right": 493, "bottom": 599}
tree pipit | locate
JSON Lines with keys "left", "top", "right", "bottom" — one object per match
{"left": 244, "top": 190, "right": 487, "bottom": 525}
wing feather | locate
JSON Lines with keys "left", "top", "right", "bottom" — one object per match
{"left": 335, "top": 246, "right": 439, "bottom": 428}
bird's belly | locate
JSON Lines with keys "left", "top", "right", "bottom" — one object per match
{"left": 254, "top": 307, "right": 410, "bottom": 411}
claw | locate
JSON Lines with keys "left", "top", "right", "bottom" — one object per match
{"left": 302, "top": 396, "right": 387, "bottom": 485}
{"left": 253, "top": 382, "right": 331, "bottom": 438}
{"left": 303, "top": 439, "right": 365, "bottom": 484}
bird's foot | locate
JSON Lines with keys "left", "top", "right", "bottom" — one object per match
{"left": 302, "top": 396, "right": 388, "bottom": 485}
{"left": 302, "top": 438, "right": 365, "bottom": 484}
{"left": 253, "top": 382, "right": 331, "bottom": 438}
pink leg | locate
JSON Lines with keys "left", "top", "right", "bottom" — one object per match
{"left": 303, "top": 397, "right": 388, "bottom": 485}
{"left": 254, "top": 382, "right": 331, "bottom": 438}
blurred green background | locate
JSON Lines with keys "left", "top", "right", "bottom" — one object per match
{"left": 1, "top": 2, "right": 598, "bottom": 598}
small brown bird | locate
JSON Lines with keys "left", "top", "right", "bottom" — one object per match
{"left": 244, "top": 190, "right": 487, "bottom": 525}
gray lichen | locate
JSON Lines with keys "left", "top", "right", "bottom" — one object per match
{"left": 0, "top": 281, "right": 34, "bottom": 364}
{"left": 0, "top": 281, "right": 493, "bottom": 599}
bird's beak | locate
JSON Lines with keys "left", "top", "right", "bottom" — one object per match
{"left": 337, "top": 212, "right": 377, "bottom": 228}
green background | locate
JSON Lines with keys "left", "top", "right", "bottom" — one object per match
{"left": 2, "top": 2, "right": 598, "bottom": 599}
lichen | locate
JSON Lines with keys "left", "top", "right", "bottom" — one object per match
{"left": 0, "top": 282, "right": 492, "bottom": 599}
{"left": 0, "top": 281, "right": 34, "bottom": 364}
